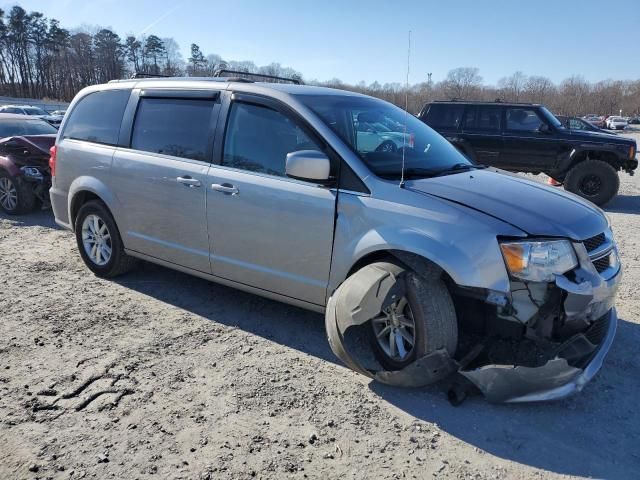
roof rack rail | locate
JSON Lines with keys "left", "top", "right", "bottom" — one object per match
{"left": 131, "top": 72, "right": 172, "bottom": 79}
{"left": 213, "top": 69, "right": 303, "bottom": 85}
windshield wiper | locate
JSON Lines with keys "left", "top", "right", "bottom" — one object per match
{"left": 378, "top": 163, "right": 487, "bottom": 180}
{"left": 431, "top": 163, "right": 487, "bottom": 177}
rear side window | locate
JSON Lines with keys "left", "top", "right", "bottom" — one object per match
{"left": 463, "top": 106, "right": 502, "bottom": 131}
{"left": 223, "top": 102, "right": 321, "bottom": 177}
{"left": 131, "top": 98, "right": 215, "bottom": 161}
{"left": 63, "top": 90, "right": 130, "bottom": 145}
{"left": 423, "top": 104, "right": 464, "bottom": 129}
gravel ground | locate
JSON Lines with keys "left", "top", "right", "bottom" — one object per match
{"left": 1, "top": 129, "right": 639, "bottom": 480}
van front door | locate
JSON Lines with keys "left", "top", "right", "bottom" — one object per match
{"left": 206, "top": 95, "right": 336, "bottom": 306}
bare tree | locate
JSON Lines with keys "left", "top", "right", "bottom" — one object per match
{"left": 442, "top": 67, "right": 483, "bottom": 99}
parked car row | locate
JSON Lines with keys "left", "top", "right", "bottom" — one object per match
{"left": 0, "top": 104, "right": 66, "bottom": 128}
{"left": 582, "top": 114, "right": 638, "bottom": 131}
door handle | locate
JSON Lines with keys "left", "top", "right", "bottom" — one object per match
{"left": 211, "top": 183, "right": 239, "bottom": 195}
{"left": 177, "top": 176, "right": 201, "bottom": 188}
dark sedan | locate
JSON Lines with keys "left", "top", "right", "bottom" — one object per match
{"left": 0, "top": 114, "right": 57, "bottom": 214}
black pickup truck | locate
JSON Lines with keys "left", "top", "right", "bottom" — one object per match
{"left": 419, "top": 101, "right": 638, "bottom": 205}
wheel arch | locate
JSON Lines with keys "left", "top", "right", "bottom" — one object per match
{"left": 68, "top": 176, "right": 121, "bottom": 231}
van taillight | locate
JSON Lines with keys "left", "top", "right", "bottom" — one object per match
{"left": 49, "top": 145, "right": 57, "bottom": 176}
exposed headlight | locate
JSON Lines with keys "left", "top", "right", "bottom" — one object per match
{"left": 20, "top": 166, "right": 44, "bottom": 180}
{"left": 500, "top": 240, "right": 578, "bottom": 282}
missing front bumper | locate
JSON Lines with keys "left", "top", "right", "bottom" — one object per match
{"left": 459, "top": 308, "right": 617, "bottom": 403}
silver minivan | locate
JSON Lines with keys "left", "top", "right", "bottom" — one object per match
{"left": 50, "top": 76, "right": 621, "bottom": 403}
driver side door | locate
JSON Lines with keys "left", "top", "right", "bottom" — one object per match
{"left": 501, "top": 107, "right": 560, "bottom": 171}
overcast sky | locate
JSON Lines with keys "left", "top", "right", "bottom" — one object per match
{"left": 6, "top": 0, "right": 639, "bottom": 85}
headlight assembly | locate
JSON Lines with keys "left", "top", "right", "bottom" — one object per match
{"left": 500, "top": 239, "right": 578, "bottom": 282}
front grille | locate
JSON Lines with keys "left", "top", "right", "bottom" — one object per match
{"left": 592, "top": 255, "right": 611, "bottom": 273}
{"left": 583, "top": 233, "right": 606, "bottom": 252}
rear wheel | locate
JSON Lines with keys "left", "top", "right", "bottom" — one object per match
{"left": 74, "top": 200, "right": 137, "bottom": 277}
{"left": 368, "top": 261, "right": 458, "bottom": 370}
{"left": 564, "top": 159, "right": 619, "bottom": 206}
{"left": 0, "top": 171, "right": 36, "bottom": 215}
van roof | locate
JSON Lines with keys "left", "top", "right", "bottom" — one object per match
{"left": 107, "top": 77, "right": 367, "bottom": 98}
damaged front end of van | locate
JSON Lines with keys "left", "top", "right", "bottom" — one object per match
{"left": 325, "top": 229, "right": 621, "bottom": 404}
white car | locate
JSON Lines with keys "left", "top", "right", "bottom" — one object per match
{"left": 355, "top": 113, "right": 411, "bottom": 152}
{"left": 606, "top": 116, "right": 627, "bottom": 130}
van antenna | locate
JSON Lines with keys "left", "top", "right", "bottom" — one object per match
{"left": 400, "top": 30, "right": 411, "bottom": 188}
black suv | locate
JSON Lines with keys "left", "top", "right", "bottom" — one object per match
{"left": 419, "top": 101, "right": 638, "bottom": 205}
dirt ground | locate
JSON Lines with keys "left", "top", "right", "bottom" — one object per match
{"left": 1, "top": 130, "right": 639, "bottom": 480}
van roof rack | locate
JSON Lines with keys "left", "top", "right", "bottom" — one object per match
{"left": 213, "top": 69, "right": 303, "bottom": 85}
{"left": 131, "top": 72, "right": 172, "bottom": 79}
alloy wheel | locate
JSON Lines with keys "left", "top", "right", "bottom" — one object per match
{"left": 371, "top": 296, "right": 416, "bottom": 362}
{"left": 81, "top": 214, "right": 112, "bottom": 266}
{"left": 0, "top": 177, "right": 18, "bottom": 211}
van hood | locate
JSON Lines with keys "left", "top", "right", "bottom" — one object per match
{"left": 406, "top": 169, "right": 608, "bottom": 240}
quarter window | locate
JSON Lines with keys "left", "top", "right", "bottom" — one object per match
{"left": 223, "top": 102, "right": 321, "bottom": 177}
{"left": 131, "top": 98, "right": 215, "bottom": 161}
{"left": 63, "top": 89, "right": 130, "bottom": 145}
{"left": 506, "top": 108, "right": 544, "bottom": 132}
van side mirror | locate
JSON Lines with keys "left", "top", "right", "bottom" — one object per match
{"left": 538, "top": 123, "right": 550, "bottom": 133}
{"left": 285, "top": 150, "right": 331, "bottom": 183}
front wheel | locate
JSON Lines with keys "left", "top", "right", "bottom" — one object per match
{"left": 368, "top": 262, "right": 458, "bottom": 370}
{"left": 0, "top": 171, "right": 37, "bottom": 215}
{"left": 564, "top": 159, "right": 620, "bottom": 206}
{"left": 74, "top": 200, "right": 137, "bottom": 277}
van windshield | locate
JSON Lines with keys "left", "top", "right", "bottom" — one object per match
{"left": 296, "top": 94, "right": 471, "bottom": 179}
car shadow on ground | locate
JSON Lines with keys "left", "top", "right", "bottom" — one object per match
{"left": 605, "top": 194, "right": 640, "bottom": 214}
{"left": 0, "top": 208, "right": 60, "bottom": 228}
{"left": 117, "top": 262, "right": 640, "bottom": 479}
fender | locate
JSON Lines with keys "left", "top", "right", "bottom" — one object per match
{"left": 554, "top": 144, "right": 625, "bottom": 177}
{"left": 330, "top": 226, "right": 512, "bottom": 295}
{"left": 67, "top": 175, "right": 123, "bottom": 230}
{"left": 0, "top": 156, "right": 20, "bottom": 177}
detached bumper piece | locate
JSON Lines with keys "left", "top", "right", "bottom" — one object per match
{"left": 458, "top": 309, "right": 617, "bottom": 403}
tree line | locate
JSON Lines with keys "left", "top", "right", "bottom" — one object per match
{"left": 0, "top": 4, "right": 638, "bottom": 117}
{"left": 323, "top": 68, "right": 640, "bottom": 117}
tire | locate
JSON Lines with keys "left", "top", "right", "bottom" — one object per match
{"left": 376, "top": 140, "right": 397, "bottom": 153}
{"left": 564, "top": 159, "right": 620, "bottom": 206}
{"left": 74, "top": 200, "right": 137, "bottom": 278}
{"left": 0, "top": 171, "right": 37, "bottom": 215}
{"left": 367, "top": 261, "right": 458, "bottom": 371}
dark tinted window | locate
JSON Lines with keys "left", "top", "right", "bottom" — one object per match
{"left": 423, "top": 104, "right": 464, "bottom": 129}
{"left": 63, "top": 89, "right": 130, "bottom": 145}
{"left": 131, "top": 98, "right": 215, "bottom": 161}
{"left": 506, "top": 108, "right": 544, "bottom": 132}
{"left": 2, "top": 107, "right": 21, "bottom": 114}
{"left": 0, "top": 119, "right": 57, "bottom": 137}
{"left": 223, "top": 102, "right": 321, "bottom": 177}
{"left": 463, "top": 106, "right": 502, "bottom": 131}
